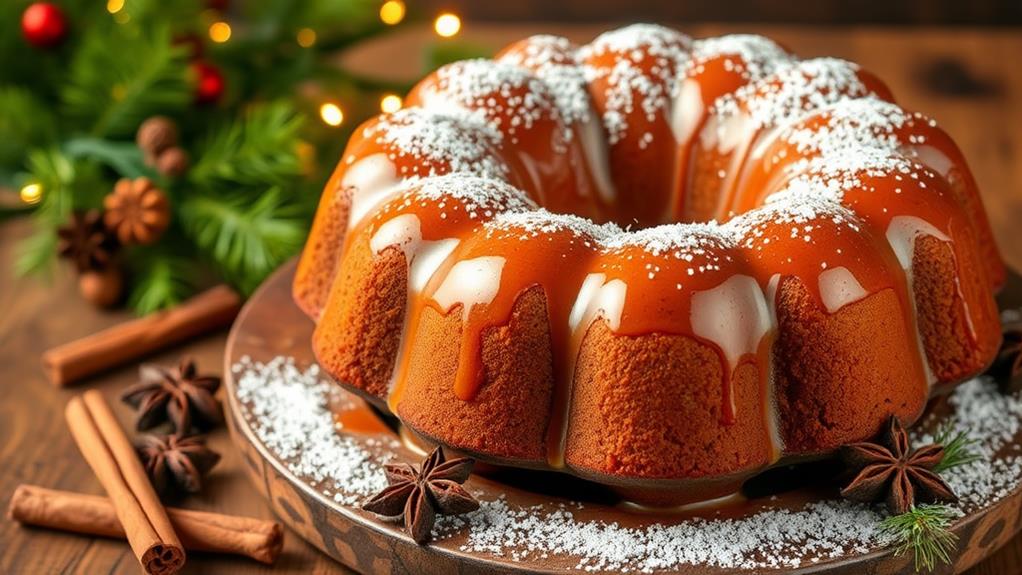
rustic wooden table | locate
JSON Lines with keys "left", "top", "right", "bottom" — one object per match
{"left": 1, "top": 23, "right": 1020, "bottom": 575}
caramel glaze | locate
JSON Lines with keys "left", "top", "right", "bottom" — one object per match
{"left": 294, "top": 27, "right": 1005, "bottom": 506}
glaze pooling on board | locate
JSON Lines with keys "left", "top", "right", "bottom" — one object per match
{"left": 296, "top": 24, "right": 1004, "bottom": 491}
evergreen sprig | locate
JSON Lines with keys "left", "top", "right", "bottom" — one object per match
{"left": 15, "top": 149, "right": 105, "bottom": 276}
{"left": 0, "top": 86, "right": 55, "bottom": 169}
{"left": 5, "top": 0, "right": 435, "bottom": 314}
{"left": 880, "top": 504, "right": 958, "bottom": 573}
{"left": 189, "top": 101, "right": 305, "bottom": 189}
{"left": 933, "top": 425, "right": 982, "bottom": 473}
{"left": 127, "top": 248, "right": 196, "bottom": 315}
{"left": 180, "top": 187, "right": 307, "bottom": 295}
{"left": 62, "top": 23, "right": 190, "bottom": 138}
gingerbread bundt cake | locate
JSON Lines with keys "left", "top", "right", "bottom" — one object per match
{"left": 293, "top": 26, "right": 1003, "bottom": 504}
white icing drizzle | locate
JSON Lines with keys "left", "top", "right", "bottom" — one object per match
{"left": 568, "top": 273, "right": 628, "bottom": 333}
{"left": 432, "top": 256, "right": 508, "bottom": 321}
{"left": 885, "top": 215, "right": 954, "bottom": 387}
{"left": 578, "top": 115, "right": 616, "bottom": 203}
{"left": 343, "top": 153, "right": 402, "bottom": 228}
{"left": 909, "top": 144, "right": 954, "bottom": 177}
{"left": 817, "top": 266, "right": 869, "bottom": 313}
{"left": 320, "top": 24, "right": 990, "bottom": 456}
{"left": 885, "top": 215, "right": 951, "bottom": 271}
{"left": 370, "top": 214, "right": 461, "bottom": 294}
{"left": 670, "top": 78, "right": 704, "bottom": 145}
{"left": 690, "top": 274, "right": 772, "bottom": 372}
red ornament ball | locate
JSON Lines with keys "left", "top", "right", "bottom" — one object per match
{"left": 192, "top": 61, "right": 225, "bottom": 105}
{"left": 22, "top": 2, "right": 67, "bottom": 48}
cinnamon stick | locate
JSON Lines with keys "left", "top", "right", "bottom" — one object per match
{"left": 8, "top": 485, "right": 283, "bottom": 564}
{"left": 43, "top": 285, "right": 241, "bottom": 387}
{"left": 65, "top": 390, "right": 185, "bottom": 575}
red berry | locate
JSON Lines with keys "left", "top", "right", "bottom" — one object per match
{"left": 192, "top": 61, "right": 225, "bottom": 105}
{"left": 22, "top": 2, "right": 67, "bottom": 48}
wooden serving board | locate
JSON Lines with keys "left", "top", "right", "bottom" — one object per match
{"left": 223, "top": 260, "right": 1022, "bottom": 575}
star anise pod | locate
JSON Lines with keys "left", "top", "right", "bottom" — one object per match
{"left": 121, "top": 358, "right": 222, "bottom": 433}
{"left": 989, "top": 324, "right": 1022, "bottom": 393}
{"left": 135, "top": 433, "right": 220, "bottom": 496}
{"left": 840, "top": 416, "right": 957, "bottom": 515}
{"left": 362, "top": 447, "right": 479, "bottom": 544}
{"left": 103, "top": 177, "right": 171, "bottom": 245}
{"left": 57, "top": 210, "right": 119, "bottom": 273}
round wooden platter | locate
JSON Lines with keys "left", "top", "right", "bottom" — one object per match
{"left": 224, "top": 259, "right": 1022, "bottom": 575}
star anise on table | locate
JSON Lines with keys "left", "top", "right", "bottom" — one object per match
{"left": 135, "top": 433, "right": 220, "bottom": 497}
{"left": 121, "top": 358, "right": 222, "bottom": 433}
{"left": 57, "top": 210, "right": 119, "bottom": 273}
{"left": 989, "top": 324, "right": 1022, "bottom": 393}
{"left": 362, "top": 447, "right": 479, "bottom": 544}
{"left": 840, "top": 416, "right": 957, "bottom": 515}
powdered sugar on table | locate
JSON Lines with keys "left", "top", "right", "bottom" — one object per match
{"left": 232, "top": 355, "right": 1022, "bottom": 572}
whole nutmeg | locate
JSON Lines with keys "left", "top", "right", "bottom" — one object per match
{"left": 78, "top": 267, "right": 124, "bottom": 308}
{"left": 136, "top": 116, "right": 178, "bottom": 157}
{"left": 156, "top": 147, "right": 190, "bottom": 177}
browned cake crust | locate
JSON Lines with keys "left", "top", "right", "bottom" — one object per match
{"left": 293, "top": 28, "right": 1006, "bottom": 500}
{"left": 913, "top": 235, "right": 1000, "bottom": 385}
{"left": 397, "top": 287, "right": 554, "bottom": 464}
{"left": 294, "top": 182, "right": 352, "bottom": 319}
{"left": 312, "top": 238, "right": 406, "bottom": 400}
{"left": 565, "top": 320, "right": 773, "bottom": 480}
{"left": 772, "top": 279, "right": 927, "bottom": 453}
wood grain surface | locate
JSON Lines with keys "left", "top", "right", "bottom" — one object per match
{"left": 1, "top": 23, "right": 1020, "bottom": 575}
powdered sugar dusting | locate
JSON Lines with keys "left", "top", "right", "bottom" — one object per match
{"left": 581, "top": 24, "right": 692, "bottom": 145}
{"left": 233, "top": 356, "right": 393, "bottom": 505}
{"left": 364, "top": 107, "right": 509, "bottom": 180}
{"left": 421, "top": 59, "right": 568, "bottom": 148}
{"left": 485, "top": 209, "right": 622, "bottom": 241}
{"left": 688, "top": 34, "right": 791, "bottom": 82}
{"left": 714, "top": 58, "right": 871, "bottom": 133}
{"left": 375, "top": 174, "right": 537, "bottom": 224}
{"left": 233, "top": 356, "right": 1022, "bottom": 572}
{"left": 730, "top": 192, "right": 862, "bottom": 252}
{"left": 498, "top": 35, "right": 593, "bottom": 128}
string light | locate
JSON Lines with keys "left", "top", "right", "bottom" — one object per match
{"left": 19, "top": 183, "right": 42, "bottom": 205}
{"left": 434, "top": 13, "right": 461, "bottom": 38}
{"left": 297, "top": 27, "right": 317, "bottom": 47}
{"left": 380, "top": 94, "right": 402, "bottom": 113}
{"left": 379, "top": 1, "right": 406, "bottom": 26}
{"left": 209, "top": 21, "right": 232, "bottom": 43}
{"left": 106, "top": 0, "right": 124, "bottom": 14}
{"left": 319, "top": 102, "right": 344, "bottom": 127}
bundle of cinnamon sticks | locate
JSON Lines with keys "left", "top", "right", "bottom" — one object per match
{"left": 8, "top": 390, "right": 283, "bottom": 573}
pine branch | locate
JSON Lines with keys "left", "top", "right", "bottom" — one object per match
{"left": 15, "top": 226, "right": 60, "bottom": 278}
{"left": 179, "top": 187, "right": 307, "bottom": 294}
{"left": 15, "top": 148, "right": 107, "bottom": 277}
{"left": 0, "top": 86, "right": 56, "bottom": 169}
{"left": 933, "top": 425, "right": 982, "bottom": 473}
{"left": 189, "top": 101, "right": 305, "bottom": 191}
{"left": 127, "top": 249, "right": 196, "bottom": 314}
{"left": 880, "top": 505, "right": 958, "bottom": 573}
{"left": 62, "top": 23, "right": 190, "bottom": 138}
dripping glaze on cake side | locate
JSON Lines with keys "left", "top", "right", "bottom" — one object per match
{"left": 293, "top": 24, "right": 1004, "bottom": 506}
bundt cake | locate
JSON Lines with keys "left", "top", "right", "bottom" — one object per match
{"left": 293, "top": 25, "right": 1004, "bottom": 504}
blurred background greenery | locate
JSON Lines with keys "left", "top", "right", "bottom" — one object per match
{"left": 1, "top": 0, "right": 486, "bottom": 312}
